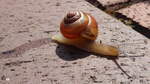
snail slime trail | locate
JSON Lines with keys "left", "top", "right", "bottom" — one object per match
{"left": 51, "top": 11, "right": 119, "bottom": 57}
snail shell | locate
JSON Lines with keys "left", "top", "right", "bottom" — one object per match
{"left": 51, "top": 11, "right": 119, "bottom": 56}
{"left": 60, "top": 11, "right": 98, "bottom": 40}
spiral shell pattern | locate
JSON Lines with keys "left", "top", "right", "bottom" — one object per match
{"left": 60, "top": 11, "right": 98, "bottom": 40}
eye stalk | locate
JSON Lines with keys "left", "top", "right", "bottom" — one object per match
{"left": 52, "top": 11, "right": 119, "bottom": 57}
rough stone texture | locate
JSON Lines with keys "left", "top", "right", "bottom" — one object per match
{"left": 118, "top": 0, "right": 150, "bottom": 28}
{"left": 0, "top": 0, "right": 150, "bottom": 84}
{"left": 97, "top": 0, "right": 128, "bottom": 6}
{"left": 96, "top": 0, "right": 150, "bottom": 29}
{"left": 96, "top": 0, "right": 146, "bottom": 6}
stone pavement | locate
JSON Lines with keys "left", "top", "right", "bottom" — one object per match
{"left": 118, "top": 0, "right": 150, "bottom": 28}
{"left": 0, "top": 0, "right": 150, "bottom": 84}
{"left": 97, "top": 0, "right": 128, "bottom": 6}
{"left": 96, "top": 0, "right": 150, "bottom": 29}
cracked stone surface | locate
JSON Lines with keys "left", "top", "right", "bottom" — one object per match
{"left": 97, "top": 0, "right": 128, "bottom": 6}
{"left": 96, "top": 0, "right": 150, "bottom": 29}
{"left": 0, "top": 0, "right": 150, "bottom": 84}
{"left": 96, "top": 0, "right": 146, "bottom": 6}
{"left": 118, "top": 0, "right": 150, "bottom": 29}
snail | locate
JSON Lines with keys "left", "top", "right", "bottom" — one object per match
{"left": 51, "top": 11, "right": 119, "bottom": 56}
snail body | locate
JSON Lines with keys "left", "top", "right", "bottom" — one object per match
{"left": 51, "top": 11, "right": 119, "bottom": 56}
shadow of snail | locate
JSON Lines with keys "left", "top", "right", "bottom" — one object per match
{"left": 0, "top": 37, "right": 131, "bottom": 78}
{"left": 51, "top": 11, "right": 132, "bottom": 78}
{"left": 0, "top": 11, "right": 131, "bottom": 79}
{"left": 51, "top": 11, "right": 119, "bottom": 57}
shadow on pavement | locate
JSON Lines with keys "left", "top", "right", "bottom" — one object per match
{"left": 0, "top": 38, "right": 52, "bottom": 59}
{"left": 85, "top": 0, "right": 150, "bottom": 11}
{"left": 56, "top": 44, "right": 132, "bottom": 78}
{"left": 0, "top": 37, "right": 132, "bottom": 79}
{"left": 55, "top": 44, "right": 91, "bottom": 61}
{"left": 112, "top": 59, "right": 132, "bottom": 79}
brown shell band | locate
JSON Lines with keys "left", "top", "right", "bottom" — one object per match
{"left": 64, "top": 12, "right": 81, "bottom": 24}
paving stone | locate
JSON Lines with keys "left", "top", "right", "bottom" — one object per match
{"left": 118, "top": 0, "right": 150, "bottom": 29}
{"left": 96, "top": 0, "right": 146, "bottom": 7}
{"left": 97, "top": 0, "right": 128, "bottom": 6}
{"left": 0, "top": 0, "right": 150, "bottom": 84}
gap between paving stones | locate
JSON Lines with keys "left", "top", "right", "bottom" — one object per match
{"left": 85, "top": 0, "right": 150, "bottom": 39}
